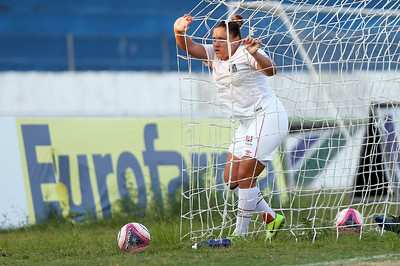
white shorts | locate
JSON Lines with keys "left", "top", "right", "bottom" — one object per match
{"left": 228, "top": 100, "right": 288, "bottom": 165}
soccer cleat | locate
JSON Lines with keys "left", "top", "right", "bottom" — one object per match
{"left": 265, "top": 214, "right": 285, "bottom": 241}
{"left": 375, "top": 214, "right": 400, "bottom": 234}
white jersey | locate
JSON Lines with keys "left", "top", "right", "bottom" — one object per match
{"left": 203, "top": 44, "right": 276, "bottom": 120}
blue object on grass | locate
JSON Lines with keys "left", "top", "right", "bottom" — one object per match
{"left": 375, "top": 215, "right": 400, "bottom": 233}
{"left": 192, "top": 239, "right": 231, "bottom": 249}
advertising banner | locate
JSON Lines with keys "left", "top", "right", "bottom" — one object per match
{"left": 16, "top": 118, "right": 195, "bottom": 225}
{"left": 0, "top": 118, "right": 286, "bottom": 228}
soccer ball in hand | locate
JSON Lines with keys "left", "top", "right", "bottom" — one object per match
{"left": 117, "top": 222, "right": 151, "bottom": 253}
{"left": 335, "top": 208, "right": 363, "bottom": 233}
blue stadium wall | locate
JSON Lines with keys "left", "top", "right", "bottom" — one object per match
{"left": 0, "top": 0, "right": 206, "bottom": 71}
{"left": 0, "top": 0, "right": 398, "bottom": 71}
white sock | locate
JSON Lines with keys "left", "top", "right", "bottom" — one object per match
{"left": 255, "top": 189, "right": 276, "bottom": 222}
{"left": 232, "top": 186, "right": 276, "bottom": 222}
{"left": 234, "top": 187, "right": 258, "bottom": 236}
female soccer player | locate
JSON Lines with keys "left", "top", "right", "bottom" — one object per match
{"left": 174, "top": 14, "right": 288, "bottom": 241}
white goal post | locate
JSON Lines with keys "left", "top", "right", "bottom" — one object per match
{"left": 178, "top": 0, "right": 400, "bottom": 243}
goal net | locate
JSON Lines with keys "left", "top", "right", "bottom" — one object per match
{"left": 178, "top": 0, "right": 400, "bottom": 242}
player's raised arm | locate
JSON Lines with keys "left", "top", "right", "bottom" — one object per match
{"left": 174, "top": 14, "right": 207, "bottom": 59}
{"left": 243, "top": 36, "right": 277, "bottom": 76}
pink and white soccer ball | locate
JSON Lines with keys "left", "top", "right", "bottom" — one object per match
{"left": 117, "top": 222, "right": 151, "bottom": 253}
{"left": 335, "top": 208, "right": 364, "bottom": 233}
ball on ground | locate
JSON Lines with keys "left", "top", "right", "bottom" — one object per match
{"left": 117, "top": 222, "right": 151, "bottom": 253}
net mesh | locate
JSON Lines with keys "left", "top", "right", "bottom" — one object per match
{"left": 178, "top": 0, "right": 400, "bottom": 242}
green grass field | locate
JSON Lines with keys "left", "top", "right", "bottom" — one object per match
{"left": 1, "top": 214, "right": 400, "bottom": 265}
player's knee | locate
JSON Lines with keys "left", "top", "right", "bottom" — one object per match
{"left": 237, "top": 167, "right": 255, "bottom": 181}
{"left": 237, "top": 168, "right": 258, "bottom": 188}
{"left": 224, "top": 171, "right": 238, "bottom": 186}
{"left": 238, "top": 178, "right": 257, "bottom": 189}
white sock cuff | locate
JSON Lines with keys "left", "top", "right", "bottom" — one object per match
{"left": 238, "top": 187, "right": 259, "bottom": 201}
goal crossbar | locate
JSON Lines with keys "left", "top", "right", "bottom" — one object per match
{"left": 228, "top": 1, "right": 400, "bottom": 18}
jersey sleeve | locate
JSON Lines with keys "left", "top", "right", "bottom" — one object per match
{"left": 247, "top": 48, "right": 269, "bottom": 69}
{"left": 202, "top": 44, "right": 216, "bottom": 67}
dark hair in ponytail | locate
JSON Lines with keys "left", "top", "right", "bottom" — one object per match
{"left": 216, "top": 14, "right": 244, "bottom": 39}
